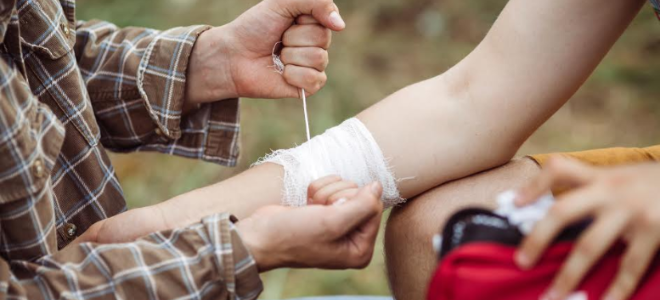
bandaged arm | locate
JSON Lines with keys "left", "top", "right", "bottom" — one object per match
{"left": 89, "top": 0, "right": 644, "bottom": 242}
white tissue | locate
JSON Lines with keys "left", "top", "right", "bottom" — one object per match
{"left": 495, "top": 190, "right": 555, "bottom": 235}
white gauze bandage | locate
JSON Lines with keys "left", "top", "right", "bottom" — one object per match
{"left": 254, "top": 118, "right": 404, "bottom": 208}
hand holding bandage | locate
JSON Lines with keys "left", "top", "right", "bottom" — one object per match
{"left": 255, "top": 118, "right": 404, "bottom": 208}
{"left": 237, "top": 179, "right": 384, "bottom": 271}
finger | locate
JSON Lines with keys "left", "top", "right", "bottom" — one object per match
{"left": 603, "top": 233, "right": 659, "bottom": 300}
{"left": 312, "top": 180, "right": 359, "bottom": 205}
{"left": 277, "top": 0, "right": 345, "bottom": 31}
{"left": 542, "top": 212, "right": 629, "bottom": 300}
{"left": 307, "top": 175, "right": 342, "bottom": 204}
{"left": 329, "top": 182, "right": 384, "bottom": 236}
{"left": 296, "top": 15, "right": 319, "bottom": 25}
{"left": 282, "top": 65, "right": 327, "bottom": 95}
{"left": 515, "top": 156, "right": 596, "bottom": 206}
{"left": 516, "top": 187, "right": 605, "bottom": 269}
{"left": 283, "top": 24, "right": 332, "bottom": 49}
{"left": 281, "top": 47, "right": 329, "bottom": 72}
{"left": 342, "top": 199, "right": 383, "bottom": 268}
{"left": 328, "top": 188, "right": 359, "bottom": 205}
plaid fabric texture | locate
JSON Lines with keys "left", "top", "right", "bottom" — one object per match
{"left": 652, "top": 0, "right": 660, "bottom": 18}
{"left": 0, "top": 0, "right": 259, "bottom": 298}
{"left": 1, "top": 0, "right": 241, "bottom": 250}
{"left": 5, "top": 213, "right": 262, "bottom": 300}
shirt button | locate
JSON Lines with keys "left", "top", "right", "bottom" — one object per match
{"left": 64, "top": 223, "right": 77, "bottom": 238}
{"left": 33, "top": 159, "right": 46, "bottom": 178}
{"left": 60, "top": 23, "right": 70, "bottom": 37}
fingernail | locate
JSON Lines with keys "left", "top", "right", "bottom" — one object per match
{"left": 333, "top": 198, "right": 347, "bottom": 206}
{"left": 515, "top": 251, "right": 530, "bottom": 269}
{"left": 329, "top": 11, "right": 345, "bottom": 28}
{"left": 370, "top": 182, "right": 381, "bottom": 194}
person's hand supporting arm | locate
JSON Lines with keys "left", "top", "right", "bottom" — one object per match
{"left": 515, "top": 158, "right": 660, "bottom": 300}
{"left": 15, "top": 179, "right": 381, "bottom": 299}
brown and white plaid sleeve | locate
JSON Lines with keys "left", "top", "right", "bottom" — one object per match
{"left": 0, "top": 45, "right": 64, "bottom": 262}
{"left": 2, "top": 213, "right": 263, "bottom": 300}
{"left": 75, "top": 20, "right": 241, "bottom": 166}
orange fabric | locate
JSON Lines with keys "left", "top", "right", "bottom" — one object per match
{"left": 529, "top": 146, "right": 660, "bottom": 167}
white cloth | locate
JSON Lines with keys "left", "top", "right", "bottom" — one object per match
{"left": 495, "top": 190, "right": 555, "bottom": 235}
{"left": 254, "top": 118, "right": 404, "bottom": 208}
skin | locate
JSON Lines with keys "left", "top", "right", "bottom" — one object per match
{"left": 79, "top": 0, "right": 648, "bottom": 296}
{"left": 516, "top": 158, "right": 660, "bottom": 300}
{"left": 184, "top": 0, "right": 346, "bottom": 107}
{"left": 385, "top": 158, "right": 541, "bottom": 300}
{"left": 109, "top": 0, "right": 645, "bottom": 230}
{"left": 238, "top": 179, "right": 383, "bottom": 271}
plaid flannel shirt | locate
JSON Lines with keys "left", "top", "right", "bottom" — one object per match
{"left": 652, "top": 0, "right": 660, "bottom": 18}
{"left": 0, "top": 0, "right": 261, "bottom": 298}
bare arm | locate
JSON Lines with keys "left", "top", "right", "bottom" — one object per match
{"left": 361, "top": 0, "right": 645, "bottom": 197}
{"left": 85, "top": 0, "right": 645, "bottom": 242}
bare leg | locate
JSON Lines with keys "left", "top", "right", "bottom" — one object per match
{"left": 384, "top": 158, "right": 541, "bottom": 300}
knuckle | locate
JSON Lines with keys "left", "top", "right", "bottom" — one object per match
{"left": 621, "top": 258, "right": 643, "bottom": 277}
{"left": 544, "top": 156, "right": 565, "bottom": 172}
{"left": 316, "top": 72, "right": 327, "bottom": 89}
{"left": 367, "top": 193, "right": 382, "bottom": 210}
{"left": 281, "top": 28, "right": 294, "bottom": 44}
{"left": 615, "top": 276, "right": 636, "bottom": 297}
{"left": 308, "top": 182, "right": 322, "bottom": 196}
{"left": 575, "top": 242, "right": 598, "bottom": 259}
{"left": 314, "top": 191, "right": 330, "bottom": 204}
{"left": 305, "top": 72, "right": 318, "bottom": 86}
{"left": 556, "top": 272, "right": 578, "bottom": 291}
{"left": 603, "top": 172, "right": 631, "bottom": 187}
{"left": 638, "top": 210, "right": 659, "bottom": 228}
{"left": 328, "top": 194, "right": 341, "bottom": 204}
{"left": 547, "top": 204, "right": 569, "bottom": 221}
{"left": 321, "top": 28, "right": 332, "bottom": 47}
{"left": 521, "top": 237, "right": 544, "bottom": 257}
{"left": 353, "top": 247, "right": 374, "bottom": 269}
{"left": 312, "top": 48, "right": 328, "bottom": 67}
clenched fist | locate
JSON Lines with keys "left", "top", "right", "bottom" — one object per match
{"left": 186, "top": 0, "right": 344, "bottom": 105}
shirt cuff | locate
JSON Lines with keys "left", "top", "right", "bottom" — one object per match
{"left": 136, "top": 24, "right": 211, "bottom": 140}
{"left": 205, "top": 213, "right": 263, "bottom": 300}
{"left": 136, "top": 25, "right": 241, "bottom": 166}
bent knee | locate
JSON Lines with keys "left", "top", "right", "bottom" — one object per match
{"left": 384, "top": 158, "right": 540, "bottom": 299}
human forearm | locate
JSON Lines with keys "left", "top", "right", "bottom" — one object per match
{"left": 158, "top": 163, "right": 284, "bottom": 224}
{"left": 359, "top": 0, "right": 645, "bottom": 198}
{"left": 147, "top": 0, "right": 645, "bottom": 225}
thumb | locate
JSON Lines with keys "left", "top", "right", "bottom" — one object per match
{"left": 330, "top": 182, "right": 384, "bottom": 234}
{"left": 275, "top": 0, "right": 346, "bottom": 31}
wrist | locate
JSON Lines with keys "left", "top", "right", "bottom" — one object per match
{"left": 185, "top": 25, "right": 238, "bottom": 105}
{"left": 236, "top": 219, "right": 280, "bottom": 272}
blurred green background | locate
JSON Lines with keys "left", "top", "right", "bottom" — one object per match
{"left": 77, "top": 0, "right": 660, "bottom": 298}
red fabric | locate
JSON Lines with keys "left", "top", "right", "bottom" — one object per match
{"left": 428, "top": 242, "right": 660, "bottom": 300}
